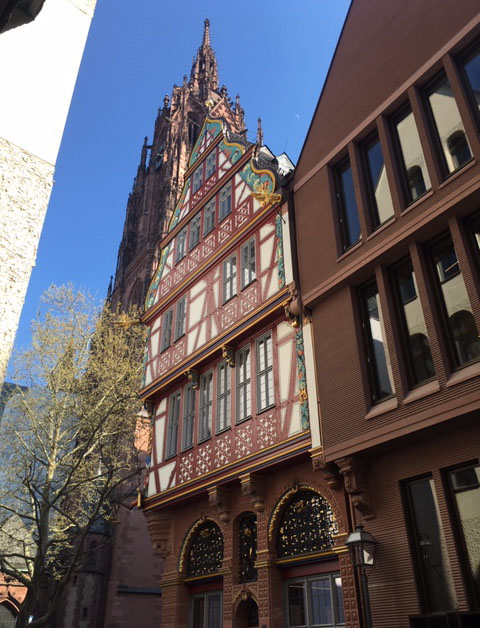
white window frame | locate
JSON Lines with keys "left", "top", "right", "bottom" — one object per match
{"left": 174, "top": 296, "right": 186, "bottom": 341}
{"left": 219, "top": 182, "right": 232, "bottom": 220}
{"left": 166, "top": 391, "right": 180, "bottom": 459}
{"left": 236, "top": 345, "right": 251, "bottom": 423}
{"left": 198, "top": 371, "right": 213, "bottom": 442}
{"left": 256, "top": 332, "right": 274, "bottom": 412}
{"left": 223, "top": 255, "right": 237, "bottom": 303}
{"left": 181, "top": 383, "right": 195, "bottom": 451}
{"left": 216, "top": 361, "right": 231, "bottom": 433}
{"left": 241, "top": 238, "right": 256, "bottom": 288}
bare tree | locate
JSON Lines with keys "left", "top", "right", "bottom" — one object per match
{"left": 0, "top": 285, "right": 147, "bottom": 627}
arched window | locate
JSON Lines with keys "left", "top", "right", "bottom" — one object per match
{"left": 238, "top": 512, "right": 257, "bottom": 583}
{"left": 0, "top": 604, "right": 17, "bottom": 628}
{"left": 186, "top": 520, "right": 223, "bottom": 577}
{"left": 276, "top": 489, "right": 338, "bottom": 558}
{"left": 448, "top": 130, "right": 471, "bottom": 170}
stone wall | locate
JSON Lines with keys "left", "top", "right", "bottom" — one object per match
{"left": 0, "top": 137, "right": 54, "bottom": 383}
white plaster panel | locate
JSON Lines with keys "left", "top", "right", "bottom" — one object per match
{"left": 156, "top": 399, "right": 167, "bottom": 415}
{"left": 303, "top": 322, "right": 321, "bottom": 448}
{"left": 0, "top": 0, "right": 94, "bottom": 163}
{"left": 152, "top": 330, "right": 161, "bottom": 358}
{"left": 189, "top": 278, "right": 207, "bottom": 300}
{"left": 265, "top": 272, "right": 277, "bottom": 300}
{"left": 145, "top": 365, "right": 152, "bottom": 386}
{"left": 235, "top": 177, "right": 250, "bottom": 206}
{"left": 280, "top": 406, "right": 286, "bottom": 431}
{"left": 188, "top": 290, "right": 205, "bottom": 327}
{"left": 278, "top": 342, "right": 292, "bottom": 403}
{"left": 252, "top": 198, "right": 261, "bottom": 214}
{"left": 281, "top": 205, "right": 294, "bottom": 285}
{"left": 197, "top": 321, "right": 207, "bottom": 347}
{"left": 188, "top": 331, "right": 196, "bottom": 356}
{"left": 159, "top": 462, "right": 176, "bottom": 491}
{"left": 288, "top": 403, "right": 302, "bottom": 436}
{"left": 155, "top": 417, "right": 165, "bottom": 464}
{"left": 211, "top": 316, "right": 218, "bottom": 338}
{"left": 259, "top": 223, "right": 275, "bottom": 241}
{"left": 276, "top": 321, "right": 292, "bottom": 341}
{"left": 147, "top": 472, "right": 156, "bottom": 497}
{"left": 260, "top": 234, "right": 274, "bottom": 273}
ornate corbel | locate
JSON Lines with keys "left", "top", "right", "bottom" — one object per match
{"left": 208, "top": 486, "right": 231, "bottom": 523}
{"left": 185, "top": 368, "right": 199, "bottom": 389}
{"left": 310, "top": 448, "right": 341, "bottom": 490}
{"left": 336, "top": 456, "right": 375, "bottom": 520}
{"left": 221, "top": 345, "right": 235, "bottom": 367}
{"left": 284, "top": 301, "right": 300, "bottom": 328}
{"left": 145, "top": 510, "right": 173, "bottom": 558}
{"left": 240, "top": 473, "right": 265, "bottom": 512}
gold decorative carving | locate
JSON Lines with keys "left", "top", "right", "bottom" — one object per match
{"left": 221, "top": 345, "right": 235, "bottom": 367}
{"left": 184, "top": 369, "right": 199, "bottom": 389}
{"left": 336, "top": 456, "right": 375, "bottom": 520}
{"left": 283, "top": 301, "right": 300, "bottom": 328}
{"left": 268, "top": 482, "right": 315, "bottom": 542}
{"left": 178, "top": 516, "right": 213, "bottom": 573}
{"left": 251, "top": 180, "right": 282, "bottom": 208}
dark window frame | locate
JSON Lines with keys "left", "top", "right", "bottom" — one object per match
{"left": 333, "top": 157, "right": 362, "bottom": 252}
{"left": 362, "top": 131, "right": 395, "bottom": 230}
{"left": 458, "top": 39, "right": 480, "bottom": 129}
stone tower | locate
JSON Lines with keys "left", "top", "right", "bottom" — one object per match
{"left": 110, "top": 19, "right": 245, "bottom": 311}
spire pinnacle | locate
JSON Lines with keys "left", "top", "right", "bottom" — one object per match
{"left": 202, "top": 18, "right": 211, "bottom": 48}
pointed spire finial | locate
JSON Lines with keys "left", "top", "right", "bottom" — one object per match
{"left": 257, "top": 117, "right": 263, "bottom": 146}
{"left": 203, "top": 18, "right": 211, "bottom": 48}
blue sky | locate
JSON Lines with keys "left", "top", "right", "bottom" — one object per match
{"left": 11, "top": 0, "right": 350, "bottom": 360}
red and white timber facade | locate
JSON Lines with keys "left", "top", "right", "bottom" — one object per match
{"left": 138, "top": 116, "right": 352, "bottom": 628}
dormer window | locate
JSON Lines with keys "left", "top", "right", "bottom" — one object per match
{"left": 206, "top": 150, "right": 216, "bottom": 179}
{"left": 193, "top": 166, "right": 203, "bottom": 193}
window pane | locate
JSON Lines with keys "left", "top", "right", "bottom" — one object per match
{"left": 189, "top": 215, "right": 201, "bottom": 250}
{"left": 361, "top": 283, "right": 394, "bottom": 401}
{"left": 207, "top": 593, "right": 222, "bottom": 628}
{"left": 394, "top": 109, "right": 431, "bottom": 203}
{"left": 462, "top": 45, "right": 480, "bottom": 115}
{"left": 393, "top": 262, "right": 435, "bottom": 385}
{"left": 430, "top": 237, "right": 480, "bottom": 367}
{"left": 334, "top": 576, "right": 345, "bottom": 625}
{"left": 206, "top": 151, "right": 216, "bottom": 179}
{"left": 335, "top": 160, "right": 361, "bottom": 250}
{"left": 405, "top": 477, "right": 456, "bottom": 612}
{"left": 204, "top": 199, "right": 215, "bottom": 236}
{"left": 364, "top": 135, "right": 394, "bottom": 227}
{"left": 237, "top": 347, "right": 251, "bottom": 421}
{"left": 220, "top": 183, "right": 232, "bottom": 220}
{"left": 217, "top": 361, "right": 231, "bottom": 432}
{"left": 427, "top": 76, "right": 472, "bottom": 174}
{"left": 310, "top": 579, "right": 333, "bottom": 625}
{"left": 448, "top": 465, "right": 480, "bottom": 604}
{"left": 288, "top": 583, "right": 306, "bottom": 627}
{"left": 199, "top": 372, "right": 212, "bottom": 441}
{"left": 192, "top": 598, "right": 204, "bottom": 628}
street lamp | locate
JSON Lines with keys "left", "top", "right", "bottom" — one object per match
{"left": 345, "top": 525, "right": 377, "bottom": 628}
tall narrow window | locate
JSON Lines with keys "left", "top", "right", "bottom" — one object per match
{"left": 174, "top": 297, "right": 186, "bottom": 341}
{"left": 286, "top": 576, "right": 345, "bottom": 628}
{"left": 189, "top": 214, "right": 201, "bottom": 250}
{"left": 461, "top": 43, "right": 480, "bottom": 118}
{"left": 393, "top": 107, "right": 431, "bottom": 204}
{"left": 219, "top": 182, "right": 232, "bottom": 220}
{"left": 216, "top": 361, "right": 231, "bottom": 433}
{"left": 161, "top": 308, "right": 173, "bottom": 351}
{"left": 446, "top": 464, "right": 480, "bottom": 607}
{"left": 182, "top": 383, "right": 195, "bottom": 450}
{"left": 363, "top": 134, "right": 394, "bottom": 228}
{"left": 360, "top": 281, "right": 394, "bottom": 402}
{"left": 241, "top": 239, "right": 256, "bottom": 288}
{"left": 203, "top": 198, "right": 216, "bottom": 236}
{"left": 166, "top": 391, "right": 180, "bottom": 458}
{"left": 206, "top": 150, "right": 216, "bottom": 179}
{"left": 236, "top": 346, "right": 251, "bottom": 422}
{"left": 199, "top": 371, "right": 213, "bottom": 442}
{"left": 193, "top": 166, "right": 203, "bottom": 193}
{"left": 334, "top": 159, "right": 361, "bottom": 251}
{"left": 191, "top": 592, "right": 222, "bottom": 628}
{"left": 404, "top": 477, "right": 456, "bottom": 612}
{"left": 239, "top": 513, "right": 257, "bottom": 583}
{"left": 429, "top": 235, "right": 480, "bottom": 367}
{"left": 256, "top": 332, "right": 274, "bottom": 411}
{"left": 176, "top": 227, "right": 187, "bottom": 263}
{"left": 392, "top": 260, "right": 435, "bottom": 386}
{"left": 223, "top": 255, "right": 237, "bottom": 302}
{"left": 426, "top": 74, "right": 472, "bottom": 175}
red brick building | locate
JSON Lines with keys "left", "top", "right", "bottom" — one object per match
{"left": 293, "top": 1, "right": 480, "bottom": 626}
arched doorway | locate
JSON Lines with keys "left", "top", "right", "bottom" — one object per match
{"left": 234, "top": 596, "right": 259, "bottom": 628}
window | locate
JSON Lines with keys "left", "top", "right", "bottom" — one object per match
{"left": 176, "top": 227, "right": 187, "bottom": 263}
{"left": 191, "top": 592, "right": 222, "bottom": 628}
{"left": 161, "top": 308, "right": 173, "bottom": 351}
{"left": 182, "top": 383, "right": 195, "bottom": 450}
{"left": 286, "top": 575, "right": 345, "bottom": 628}
{"left": 219, "top": 182, "right": 232, "bottom": 220}
{"left": 363, "top": 133, "right": 394, "bottom": 228}
{"left": 256, "top": 332, "right": 274, "bottom": 411}
{"left": 186, "top": 520, "right": 223, "bottom": 577}
{"left": 425, "top": 74, "right": 472, "bottom": 175}
{"left": 429, "top": 235, "right": 480, "bottom": 367}
{"left": 334, "top": 159, "right": 361, "bottom": 250}
{"left": 469, "top": 211, "right": 480, "bottom": 267}
{"left": 241, "top": 239, "right": 256, "bottom": 288}
{"left": 236, "top": 346, "right": 251, "bottom": 422}
{"left": 193, "top": 166, "right": 203, "bottom": 193}
{"left": 403, "top": 476, "right": 455, "bottom": 612}
{"left": 239, "top": 512, "right": 257, "bottom": 583}
{"left": 189, "top": 214, "right": 201, "bottom": 250}
{"left": 166, "top": 391, "right": 180, "bottom": 458}
{"left": 199, "top": 371, "right": 213, "bottom": 442}
{"left": 205, "top": 150, "right": 216, "bottom": 179}
{"left": 223, "top": 255, "right": 237, "bottom": 302}
{"left": 216, "top": 361, "right": 231, "bottom": 433}
{"left": 461, "top": 42, "right": 480, "bottom": 118}
{"left": 360, "top": 281, "right": 394, "bottom": 402}
{"left": 392, "top": 260, "right": 435, "bottom": 386}
{"left": 393, "top": 106, "right": 431, "bottom": 204}
{"left": 203, "top": 198, "right": 215, "bottom": 236}
{"left": 446, "top": 464, "right": 480, "bottom": 607}
{"left": 174, "top": 297, "right": 186, "bottom": 341}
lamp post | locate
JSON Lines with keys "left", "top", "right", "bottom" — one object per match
{"left": 345, "top": 525, "right": 377, "bottom": 628}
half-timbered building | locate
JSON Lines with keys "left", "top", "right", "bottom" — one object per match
{"left": 139, "top": 113, "right": 355, "bottom": 627}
